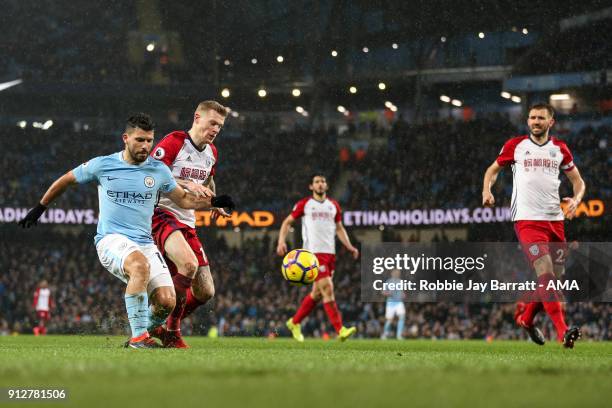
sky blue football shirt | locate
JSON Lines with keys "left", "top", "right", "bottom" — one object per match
{"left": 386, "top": 277, "right": 404, "bottom": 303}
{"left": 72, "top": 152, "right": 177, "bottom": 245}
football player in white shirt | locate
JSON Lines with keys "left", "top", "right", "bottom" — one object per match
{"left": 482, "top": 103, "right": 585, "bottom": 348}
{"left": 33, "top": 280, "right": 52, "bottom": 336}
{"left": 277, "top": 174, "right": 359, "bottom": 342}
{"left": 150, "top": 101, "right": 234, "bottom": 348}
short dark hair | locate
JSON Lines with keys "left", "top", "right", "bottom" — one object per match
{"left": 528, "top": 103, "right": 555, "bottom": 118}
{"left": 125, "top": 113, "right": 155, "bottom": 133}
{"left": 310, "top": 173, "right": 326, "bottom": 184}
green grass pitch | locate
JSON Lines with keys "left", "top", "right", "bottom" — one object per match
{"left": 0, "top": 336, "right": 610, "bottom": 408}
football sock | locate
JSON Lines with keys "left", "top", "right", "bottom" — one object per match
{"left": 292, "top": 294, "right": 317, "bottom": 324}
{"left": 167, "top": 273, "right": 193, "bottom": 331}
{"left": 323, "top": 301, "right": 343, "bottom": 333}
{"left": 536, "top": 273, "right": 568, "bottom": 341}
{"left": 125, "top": 292, "right": 149, "bottom": 339}
{"left": 147, "top": 305, "right": 167, "bottom": 332}
{"left": 383, "top": 320, "right": 392, "bottom": 337}
{"left": 521, "top": 301, "right": 543, "bottom": 327}
{"left": 397, "top": 316, "right": 405, "bottom": 339}
{"left": 181, "top": 287, "right": 205, "bottom": 320}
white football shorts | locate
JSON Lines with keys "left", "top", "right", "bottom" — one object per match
{"left": 95, "top": 233, "right": 173, "bottom": 295}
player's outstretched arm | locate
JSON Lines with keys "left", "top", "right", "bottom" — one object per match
{"left": 276, "top": 215, "right": 295, "bottom": 256}
{"left": 336, "top": 222, "right": 359, "bottom": 259}
{"left": 167, "top": 185, "right": 234, "bottom": 212}
{"left": 562, "top": 167, "right": 586, "bottom": 220}
{"left": 482, "top": 161, "right": 502, "bottom": 207}
{"left": 175, "top": 178, "right": 215, "bottom": 198}
{"left": 18, "top": 171, "right": 78, "bottom": 228}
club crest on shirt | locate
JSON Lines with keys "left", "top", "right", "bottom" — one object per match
{"left": 144, "top": 176, "right": 155, "bottom": 188}
{"left": 153, "top": 147, "right": 165, "bottom": 159}
{"left": 529, "top": 244, "right": 539, "bottom": 256}
{"left": 319, "top": 265, "right": 327, "bottom": 272}
{"left": 549, "top": 148, "right": 557, "bottom": 158}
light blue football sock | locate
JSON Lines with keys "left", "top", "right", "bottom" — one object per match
{"left": 125, "top": 292, "right": 149, "bottom": 339}
{"left": 397, "top": 316, "right": 405, "bottom": 339}
{"left": 383, "top": 320, "right": 392, "bottom": 337}
{"left": 147, "top": 304, "right": 167, "bottom": 332}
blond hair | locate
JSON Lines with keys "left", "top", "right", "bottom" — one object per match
{"left": 196, "top": 100, "right": 228, "bottom": 117}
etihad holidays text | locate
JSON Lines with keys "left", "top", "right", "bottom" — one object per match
{"left": 344, "top": 207, "right": 510, "bottom": 226}
{"left": 373, "top": 254, "right": 487, "bottom": 275}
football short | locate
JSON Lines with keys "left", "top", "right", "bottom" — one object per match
{"left": 514, "top": 220, "right": 567, "bottom": 265}
{"left": 152, "top": 208, "right": 209, "bottom": 275}
{"left": 36, "top": 311, "right": 50, "bottom": 321}
{"left": 95, "top": 233, "right": 173, "bottom": 295}
{"left": 385, "top": 301, "right": 406, "bottom": 319}
{"left": 314, "top": 253, "right": 336, "bottom": 281}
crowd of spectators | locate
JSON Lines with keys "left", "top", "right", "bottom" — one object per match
{"left": 1, "top": 0, "right": 135, "bottom": 82}
{"left": 1, "top": 114, "right": 610, "bottom": 340}
{"left": 341, "top": 116, "right": 611, "bottom": 240}
{"left": 1, "top": 231, "right": 610, "bottom": 341}
{"left": 513, "top": 20, "right": 611, "bottom": 75}
{"left": 343, "top": 116, "right": 610, "bottom": 210}
{"left": 2, "top": 2, "right": 607, "bottom": 87}
{"left": 343, "top": 115, "right": 515, "bottom": 211}
{"left": 0, "top": 118, "right": 338, "bottom": 212}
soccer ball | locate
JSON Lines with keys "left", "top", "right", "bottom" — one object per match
{"left": 281, "top": 249, "right": 319, "bottom": 286}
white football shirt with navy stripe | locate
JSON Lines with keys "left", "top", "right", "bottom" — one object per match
{"left": 151, "top": 131, "right": 218, "bottom": 228}
{"left": 291, "top": 197, "right": 342, "bottom": 254}
{"left": 496, "top": 135, "right": 575, "bottom": 221}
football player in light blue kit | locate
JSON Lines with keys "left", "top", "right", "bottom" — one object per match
{"left": 382, "top": 269, "right": 406, "bottom": 340}
{"left": 19, "top": 113, "right": 234, "bottom": 348}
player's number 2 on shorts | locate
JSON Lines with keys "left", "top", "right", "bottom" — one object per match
{"left": 555, "top": 249, "right": 565, "bottom": 263}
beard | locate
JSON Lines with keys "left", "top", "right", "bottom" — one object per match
{"left": 128, "top": 146, "right": 149, "bottom": 163}
{"left": 530, "top": 125, "right": 549, "bottom": 137}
